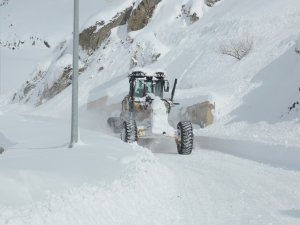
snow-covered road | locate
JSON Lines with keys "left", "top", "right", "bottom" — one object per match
{"left": 1, "top": 109, "right": 300, "bottom": 224}
{"left": 158, "top": 148, "right": 300, "bottom": 225}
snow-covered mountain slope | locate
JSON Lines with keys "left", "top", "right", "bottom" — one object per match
{"left": 10, "top": 0, "right": 208, "bottom": 106}
{"left": 1, "top": 1, "right": 300, "bottom": 224}
{"left": 0, "top": 0, "right": 110, "bottom": 94}
{"left": 7, "top": 0, "right": 300, "bottom": 144}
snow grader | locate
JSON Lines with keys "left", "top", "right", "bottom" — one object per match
{"left": 107, "top": 69, "right": 193, "bottom": 155}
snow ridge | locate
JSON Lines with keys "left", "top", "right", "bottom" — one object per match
{"left": 0, "top": 144, "right": 182, "bottom": 225}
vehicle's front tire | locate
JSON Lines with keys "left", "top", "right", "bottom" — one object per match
{"left": 121, "top": 119, "right": 138, "bottom": 143}
{"left": 176, "top": 121, "right": 193, "bottom": 155}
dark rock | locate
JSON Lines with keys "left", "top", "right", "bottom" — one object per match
{"left": 128, "top": 0, "right": 162, "bottom": 32}
{"left": 288, "top": 101, "right": 300, "bottom": 112}
{"left": 80, "top": 7, "right": 133, "bottom": 51}
{"left": 37, "top": 66, "right": 73, "bottom": 105}
{"left": 190, "top": 13, "right": 199, "bottom": 23}
{"left": 181, "top": 4, "right": 199, "bottom": 24}
{"left": 206, "top": 0, "right": 221, "bottom": 7}
{"left": 44, "top": 41, "right": 51, "bottom": 48}
{"left": 23, "top": 81, "right": 36, "bottom": 96}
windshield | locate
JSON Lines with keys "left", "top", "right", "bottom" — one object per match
{"left": 134, "top": 79, "right": 163, "bottom": 98}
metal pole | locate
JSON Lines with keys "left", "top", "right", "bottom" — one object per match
{"left": 69, "top": 0, "right": 79, "bottom": 148}
{"left": 0, "top": 17, "right": 1, "bottom": 96}
{"left": 0, "top": 27, "right": 2, "bottom": 96}
{"left": 0, "top": 45, "right": 2, "bottom": 96}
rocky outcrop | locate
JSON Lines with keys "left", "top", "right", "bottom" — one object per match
{"left": 80, "top": 7, "right": 132, "bottom": 51}
{"left": 80, "top": 0, "right": 163, "bottom": 51}
{"left": 181, "top": 4, "right": 200, "bottom": 24}
{"left": 37, "top": 66, "right": 73, "bottom": 105}
{"left": 0, "top": 0, "right": 9, "bottom": 7}
{"left": 12, "top": 69, "right": 46, "bottom": 103}
{"left": 127, "top": 0, "right": 162, "bottom": 32}
{"left": 206, "top": 0, "right": 221, "bottom": 7}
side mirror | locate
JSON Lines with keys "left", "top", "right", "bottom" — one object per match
{"left": 164, "top": 80, "right": 169, "bottom": 92}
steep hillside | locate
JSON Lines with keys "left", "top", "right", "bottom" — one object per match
{"left": 7, "top": 0, "right": 300, "bottom": 143}
{"left": 11, "top": 0, "right": 208, "bottom": 106}
{"left": 0, "top": 0, "right": 111, "bottom": 94}
{"left": 1, "top": 1, "right": 300, "bottom": 224}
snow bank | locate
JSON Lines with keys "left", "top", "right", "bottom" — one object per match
{"left": 0, "top": 110, "right": 183, "bottom": 225}
{"left": 196, "top": 135, "right": 300, "bottom": 171}
{"left": 230, "top": 46, "right": 300, "bottom": 123}
{"left": 0, "top": 144, "right": 182, "bottom": 225}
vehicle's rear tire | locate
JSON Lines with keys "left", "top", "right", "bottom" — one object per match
{"left": 121, "top": 119, "right": 138, "bottom": 143}
{"left": 176, "top": 121, "right": 193, "bottom": 155}
{"left": 107, "top": 117, "right": 122, "bottom": 133}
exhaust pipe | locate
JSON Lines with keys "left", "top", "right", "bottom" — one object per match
{"left": 170, "top": 78, "right": 178, "bottom": 102}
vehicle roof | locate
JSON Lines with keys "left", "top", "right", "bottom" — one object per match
{"left": 129, "top": 71, "right": 165, "bottom": 79}
{"left": 129, "top": 67, "right": 166, "bottom": 79}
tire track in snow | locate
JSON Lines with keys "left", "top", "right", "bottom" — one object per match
{"left": 158, "top": 149, "right": 300, "bottom": 225}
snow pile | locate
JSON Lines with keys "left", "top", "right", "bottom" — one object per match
{"left": 195, "top": 44, "right": 300, "bottom": 147}
{"left": 229, "top": 46, "right": 300, "bottom": 124}
{"left": 151, "top": 96, "right": 175, "bottom": 136}
{"left": 0, "top": 109, "right": 183, "bottom": 224}
{"left": 0, "top": 144, "right": 182, "bottom": 225}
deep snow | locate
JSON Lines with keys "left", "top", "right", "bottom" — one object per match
{"left": 0, "top": 109, "right": 300, "bottom": 225}
{"left": 1, "top": 0, "right": 300, "bottom": 224}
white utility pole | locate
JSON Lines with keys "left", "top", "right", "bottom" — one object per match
{"left": 0, "top": 27, "right": 2, "bottom": 96}
{"left": 69, "top": 0, "right": 79, "bottom": 148}
{"left": 0, "top": 45, "right": 2, "bottom": 96}
{"left": 0, "top": 18, "right": 1, "bottom": 96}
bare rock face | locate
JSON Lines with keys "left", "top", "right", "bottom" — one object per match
{"left": 206, "top": 0, "right": 221, "bottom": 7}
{"left": 80, "top": 0, "right": 163, "bottom": 51}
{"left": 37, "top": 66, "right": 73, "bottom": 105}
{"left": 80, "top": 7, "right": 132, "bottom": 51}
{"left": 128, "top": 0, "right": 162, "bottom": 32}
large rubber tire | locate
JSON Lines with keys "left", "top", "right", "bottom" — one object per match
{"left": 107, "top": 117, "right": 122, "bottom": 133}
{"left": 176, "top": 121, "right": 193, "bottom": 155}
{"left": 121, "top": 119, "right": 138, "bottom": 143}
